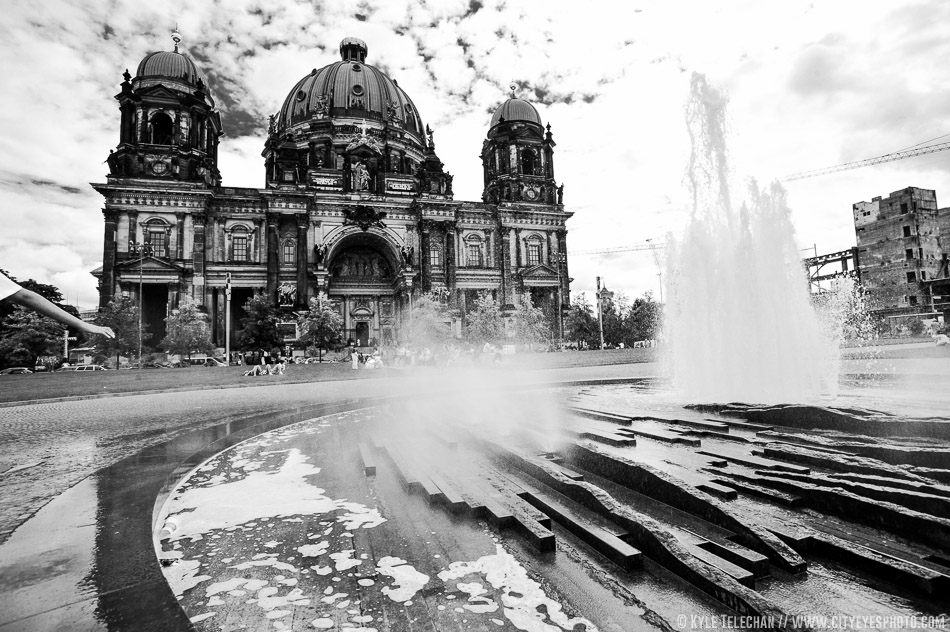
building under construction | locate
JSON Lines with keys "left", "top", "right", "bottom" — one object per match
{"left": 852, "top": 186, "right": 950, "bottom": 324}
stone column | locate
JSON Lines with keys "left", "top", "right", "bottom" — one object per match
{"left": 420, "top": 220, "right": 432, "bottom": 294}
{"left": 99, "top": 209, "right": 119, "bottom": 309}
{"left": 266, "top": 216, "right": 279, "bottom": 304}
{"left": 445, "top": 222, "right": 457, "bottom": 306}
{"left": 500, "top": 226, "right": 512, "bottom": 306}
{"left": 254, "top": 218, "right": 264, "bottom": 263}
{"left": 176, "top": 213, "right": 185, "bottom": 259}
{"left": 192, "top": 213, "right": 207, "bottom": 307}
{"left": 128, "top": 211, "right": 138, "bottom": 247}
{"left": 557, "top": 229, "right": 569, "bottom": 305}
{"left": 296, "top": 213, "right": 309, "bottom": 307}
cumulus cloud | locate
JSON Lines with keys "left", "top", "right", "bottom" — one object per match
{"left": 2, "top": 0, "right": 950, "bottom": 305}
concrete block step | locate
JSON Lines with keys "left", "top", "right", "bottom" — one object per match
{"left": 616, "top": 426, "right": 701, "bottom": 446}
{"left": 698, "top": 449, "right": 810, "bottom": 474}
{"left": 707, "top": 476, "right": 803, "bottom": 508}
{"left": 357, "top": 442, "right": 377, "bottom": 476}
{"left": 381, "top": 446, "right": 422, "bottom": 491}
{"left": 651, "top": 417, "right": 730, "bottom": 432}
{"left": 567, "top": 426, "right": 637, "bottom": 447}
{"left": 711, "top": 418, "right": 773, "bottom": 432}
{"left": 428, "top": 473, "right": 467, "bottom": 514}
{"left": 680, "top": 528, "right": 770, "bottom": 578}
{"left": 429, "top": 428, "right": 459, "bottom": 449}
{"left": 522, "top": 490, "right": 641, "bottom": 571}
{"left": 684, "top": 542, "right": 755, "bottom": 588}
{"left": 567, "top": 406, "right": 632, "bottom": 425}
{"left": 696, "top": 481, "right": 738, "bottom": 500}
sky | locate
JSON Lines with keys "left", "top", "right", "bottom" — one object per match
{"left": 2, "top": 0, "right": 950, "bottom": 309}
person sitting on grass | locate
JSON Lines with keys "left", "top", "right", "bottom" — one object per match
{"left": 0, "top": 272, "right": 115, "bottom": 339}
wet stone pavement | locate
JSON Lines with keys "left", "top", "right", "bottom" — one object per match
{"left": 0, "top": 379, "right": 387, "bottom": 546}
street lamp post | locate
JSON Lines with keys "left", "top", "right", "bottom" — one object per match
{"left": 128, "top": 241, "right": 153, "bottom": 368}
{"left": 555, "top": 252, "right": 567, "bottom": 343}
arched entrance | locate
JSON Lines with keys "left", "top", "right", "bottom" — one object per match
{"left": 324, "top": 231, "right": 405, "bottom": 347}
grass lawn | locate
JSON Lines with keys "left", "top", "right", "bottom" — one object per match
{"left": 0, "top": 348, "right": 658, "bottom": 404}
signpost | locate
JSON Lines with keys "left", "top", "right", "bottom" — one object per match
{"left": 225, "top": 272, "right": 231, "bottom": 365}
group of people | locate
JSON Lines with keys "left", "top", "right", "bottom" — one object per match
{"left": 243, "top": 358, "right": 286, "bottom": 376}
{"left": 349, "top": 345, "right": 383, "bottom": 370}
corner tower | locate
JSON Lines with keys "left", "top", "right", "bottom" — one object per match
{"left": 481, "top": 95, "right": 560, "bottom": 205}
{"left": 108, "top": 31, "right": 222, "bottom": 185}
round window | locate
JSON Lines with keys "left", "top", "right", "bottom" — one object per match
{"left": 352, "top": 84, "right": 364, "bottom": 96}
{"left": 352, "top": 63, "right": 362, "bottom": 72}
{"left": 296, "top": 90, "right": 306, "bottom": 102}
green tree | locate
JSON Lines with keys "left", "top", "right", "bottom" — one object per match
{"left": 297, "top": 292, "right": 343, "bottom": 362}
{"left": 625, "top": 291, "right": 662, "bottom": 343}
{"left": 94, "top": 295, "right": 143, "bottom": 366}
{"left": 0, "top": 307, "right": 64, "bottom": 368}
{"left": 403, "top": 291, "right": 453, "bottom": 347}
{"left": 510, "top": 294, "right": 551, "bottom": 348}
{"left": 161, "top": 297, "right": 213, "bottom": 361}
{"left": 601, "top": 292, "right": 628, "bottom": 347}
{"left": 464, "top": 291, "right": 503, "bottom": 346}
{"left": 564, "top": 292, "right": 598, "bottom": 349}
{"left": 236, "top": 293, "right": 282, "bottom": 352}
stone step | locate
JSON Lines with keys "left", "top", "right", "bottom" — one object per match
{"left": 428, "top": 473, "right": 467, "bottom": 514}
{"left": 687, "top": 533, "right": 770, "bottom": 578}
{"left": 616, "top": 426, "right": 701, "bottom": 446}
{"left": 357, "top": 442, "right": 377, "bottom": 476}
{"left": 567, "top": 406, "right": 632, "bottom": 425}
{"left": 683, "top": 542, "right": 756, "bottom": 588}
{"left": 710, "top": 418, "right": 773, "bottom": 432}
{"left": 697, "top": 449, "right": 810, "bottom": 474}
{"left": 521, "top": 490, "right": 641, "bottom": 571}
{"left": 707, "top": 475, "right": 803, "bottom": 508}
{"left": 429, "top": 428, "right": 459, "bottom": 449}
{"left": 695, "top": 481, "right": 738, "bottom": 501}
{"left": 567, "top": 425, "right": 637, "bottom": 447}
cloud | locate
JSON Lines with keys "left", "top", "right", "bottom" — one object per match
{"left": 3, "top": 0, "right": 950, "bottom": 308}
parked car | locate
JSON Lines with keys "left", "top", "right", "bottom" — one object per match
{"left": 58, "top": 365, "right": 108, "bottom": 372}
{"left": 0, "top": 367, "right": 33, "bottom": 375}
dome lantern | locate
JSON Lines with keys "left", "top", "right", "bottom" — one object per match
{"left": 340, "top": 37, "right": 368, "bottom": 62}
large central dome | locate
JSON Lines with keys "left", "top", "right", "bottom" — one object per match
{"left": 275, "top": 37, "right": 425, "bottom": 144}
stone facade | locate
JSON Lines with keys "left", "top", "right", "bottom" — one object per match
{"left": 853, "top": 186, "right": 950, "bottom": 320}
{"left": 93, "top": 37, "right": 572, "bottom": 348}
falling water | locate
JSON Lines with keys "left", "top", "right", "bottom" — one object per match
{"left": 663, "top": 74, "right": 836, "bottom": 404}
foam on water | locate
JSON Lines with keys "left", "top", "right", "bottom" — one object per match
{"left": 664, "top": 74, "right": 836, "bottom": 404}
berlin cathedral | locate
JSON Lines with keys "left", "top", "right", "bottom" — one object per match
{"left": 94, "top": 35, "right": 572, "bottom": 349}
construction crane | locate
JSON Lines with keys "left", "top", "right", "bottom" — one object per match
{"left": 570, "top": 240, "right": 666, "bottom": 301}
{"left": 784, "top": 140, "right": 950, "bottom": 181}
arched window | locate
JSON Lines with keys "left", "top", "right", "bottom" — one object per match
{"left": 525, "top": 234, "right": 544, "bottom": 267}
{"left": 521, "top": 148, "right": 537, "bottom": 176}
{"left": 282, "top": 239, "right": 296, "bottom": 265}
{"left": 230, "top": 225, "right": 250, "bottom": 262}
{"left": 144, "top": 219, "right": 169, "bottom": 257}
{"left": 464, "top": 235, "right": 484, "bottom": 267}
{"left": 149, "top": 112, "right": 174, "bottom": 145}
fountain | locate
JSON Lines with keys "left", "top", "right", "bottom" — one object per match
{"left": 149, "top": 77, "right": 950, "bottom": 632}
{"left": 664, "top": 74, "right": 836, "bottom": 405}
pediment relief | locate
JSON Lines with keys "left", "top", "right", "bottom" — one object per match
{"left": 116, "top": 256, "right": 186, "bottom": 273}
{"left": 521, "top": 263, "right": 557, "bottom": 278}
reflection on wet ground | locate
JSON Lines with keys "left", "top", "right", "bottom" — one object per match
{"left": 2, "top": 368, "right": 950, "bottom": 631}
{"left": 159, "top": 385, "right": 950, "bottom": 631}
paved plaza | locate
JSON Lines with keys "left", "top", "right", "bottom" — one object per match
{"left": 0, "top": 346, "right": 948, "bottom": 631}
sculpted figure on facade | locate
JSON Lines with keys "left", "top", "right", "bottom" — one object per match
{"left": 278, "top": 282, "right": 296, "bottom": 306}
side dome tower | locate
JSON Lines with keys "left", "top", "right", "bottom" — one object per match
{"left": 106, "top": 31, "right": 222, "bottom": 185}
{"left": 481, "top": 94, "right": 560, "bottom": 205}
{"left": 263, "top": 37, "right": 434, "bottom": 195}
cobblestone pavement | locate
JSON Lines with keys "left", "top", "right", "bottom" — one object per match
{"left": 0, "top": 363, "right": 654, "bottom": 546}
{"left": 0, "top": 377, "right": 393, "bottom": 545}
